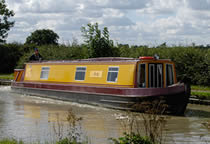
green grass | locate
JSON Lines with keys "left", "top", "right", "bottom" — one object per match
{"left": 191, "top": 91, "right": 210, "bottom": 100}
{"left": 191, "top": 85, "right": 210, "bottom": 100}
{"left": 0, "top": 73, "right": 14, "bottom": 80}
{"left": 0, "top": 139, "right": 24, "bottom": 144}
{"left": 191, "top": 85, "right": 210, "bottom": 91}
{"left": 0, "top": 138, "right": 87, "bottom": 144}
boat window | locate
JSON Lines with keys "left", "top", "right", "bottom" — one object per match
{"left": 149, "top": 64, "right": 155, "bottom": 88}
{"left": 148, "top": 63, "right": 163, "bottom": 88}
{"left": 157, "top": 64, "right": 163, "bottom": 88}
{"left": 40, "top": 67, "right": 50, "bottom": 80}
{"left": 138, "top": 64, "right": 146, "bottom": 88}
{"left": 107, "top": 67, "right": 119, "bottom": 82}
{"left": 75, "top": 67, "right": 86, "bottom": 81}
{"left": 166, "top": 64, "right": 174, "bottom": 86}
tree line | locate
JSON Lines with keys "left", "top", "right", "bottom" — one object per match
{"left": 0, "top": 39, "right": 209, "bottom": 86}
{"left": 0, "top": 0, "right": 209, "bottom": 86}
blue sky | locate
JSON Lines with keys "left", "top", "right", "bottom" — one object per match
{"left": 5, "top": 0, "right": 210, "bottom": 46}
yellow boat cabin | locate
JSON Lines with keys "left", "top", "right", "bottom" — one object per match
{"left": 16, "top": 57, "right": 177, "bottom": 88}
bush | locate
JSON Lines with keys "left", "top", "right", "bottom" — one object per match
{"left": 56, "top": 137, "right": 87, "bottom": 144}
{"left": 0, "top": 139, "right": 24, "bottom": 144}
{"left": 16, "top": 44, "right": 89, "bottom": 69}
{"left": 109, "top": 133, "right": 153, "bottom": 144}
{"left": 52, "top": 108, "right": 86, "bottom": 144}
{"left": 56, "top": 137, "right": 81, "bottom": 144}
{"left": 0, "top": 43, "right": 22, "bottom": 73}
{"left": 39, "top": 44, "right": 89, "bottom": 60}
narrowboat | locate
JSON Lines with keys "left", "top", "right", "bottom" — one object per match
{"left": 11, "top": 56, "right": 190, "bottom": 115}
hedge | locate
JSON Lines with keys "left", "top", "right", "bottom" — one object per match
{"left": 1, "top": 43, "right": 209, "bottom": 86}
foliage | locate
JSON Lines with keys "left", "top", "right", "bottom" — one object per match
{"left": 0, "top": 0, "right": 15, "bottom": 43}
{"left": 56, "top": 137, "right": 86, "bottom": 144}
{"left": 2, "top": 43, "right": 210, "bottom": 86}
{"left": 0, "top": 43, "right": 23, "bottom": 73}
{"left": 52, "top": 108, "right": 86, "bottom": 144}
{"left": 191, "top": 85, "right": 210, "bottom": 91}
{"left": 16, "top": 44, "right": 89, "bottom": 69}
{"left": 112, "top": 101, "right": 168, "bottom": 144}
{"left": 109, "top": 133, "right": 153, "bottom": 144}
{"left": 191, "top": 91, "right": 210, "bottom": 100}
{"left": 0, "top": 73, "right": 13, "bottom": 80}
{"left": 56, "top": 137, "right": 82, "bottom": 144}
{"left": 65, "top": 108, "right": 83, "bottom": 143}
{"left": 0, "top": 138, "right": 87, "bottom": 144}
{"left": 139, "top": 104, "right": 168, "bottom": 144}
{"left": 81, "top": 23, "right": 119, "bottom": 57}
{"left": 39, "top": 44, "right": 89, "bottom": 60}
{"left": 4, "top": 43, "right": 36, "bottom": 70}
{"left": 1, "top": 37, "right": 210, "bottom": 86}
{"left": 0, "top": 139, "right": 23, "bottom": 144}
{"left": 25, "top": 29, "right": 59, "bottom": 46}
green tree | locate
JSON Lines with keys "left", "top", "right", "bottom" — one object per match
{"left": 0, "top": 0, "right": 15, "bottom": 43}
{"left": 0, "top": 43, "right": 22, "bottom": 73}
{"left": 81, "top": 23, "right": 117, "bottom": 57}
{"left": 25, "top": 29, "right": 59, "bottom": 45}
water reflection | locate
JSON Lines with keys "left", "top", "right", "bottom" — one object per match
{"left": 186, "top": 106, "right": 210, "bottom": 118}
{"left": 0, "top": 86, "right": 209, "bottom": 144}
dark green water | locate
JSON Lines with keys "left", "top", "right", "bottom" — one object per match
{"left": 0, "top": 86, "right": 209, "bottom": 144}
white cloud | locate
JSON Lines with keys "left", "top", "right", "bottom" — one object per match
{"left": 139, "top": 0, "right": 184, "bottom": 15}
{"left": 4, "top": 0, "right": 210, "bottom": 46}
{"left": 85, "top": 0, "right": 149, "bottom": 9}
{"left": 186, "top": 0, "right": 210, "bottom": 11}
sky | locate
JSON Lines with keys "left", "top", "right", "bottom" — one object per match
{"left": 5, "top": 0, "right": 210, "bottom": 46}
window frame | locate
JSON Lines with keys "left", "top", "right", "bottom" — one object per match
{"left": 75, "top": 66, "right": 86, "bottom": 81}
{"left": 138, "top": 63, "right": 146, "bottom": 88}
{"left": 165, "top": 63, "right": 174, "bottom": 86}
{"left": 149, "top": 64, "right": 155, "bottom": 88}
{"left": 40, "top": 66, "right": 50, "bottom": 80}
{"left": 107, "top": 66, "right": 119, "bottom": 83}
{"left": 157, "top": 64, "right": 163, "bottom": 88}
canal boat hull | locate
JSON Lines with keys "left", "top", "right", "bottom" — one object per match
{"left": 11, "top": 81, "right": 190, "bottom": 115}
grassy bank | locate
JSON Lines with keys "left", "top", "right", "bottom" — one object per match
{"left": 191, "top": 91, "right": 210, "bottom": 100}
{"left": 0, "top": 73, "right": 13, "bottom": 80}
{"left": 0, "top": 138, "right": 88, "bottom": 144}
{"left": 0, "top": 139, "right": 23, "bottom": 144}
{"left": 191, "top": 85, "right": 210, "bottom": 91}
{"left": 191, "top": 85, "right": 210, "bottom": 100}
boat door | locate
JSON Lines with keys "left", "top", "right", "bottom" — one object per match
{"left": 148, "top": 63, "right": 163, "bottom": 88}
{"left": 137, "top": 63, "right": 163, "bottom": 88}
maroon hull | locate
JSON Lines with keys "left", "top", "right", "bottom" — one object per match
{"left": 11, "top": 81, "right": 190, "bottom": 115}
{"left": 11, "top": 81, "right": 186, "bottom": 97}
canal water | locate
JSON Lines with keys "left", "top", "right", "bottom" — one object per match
{"left": 0, "top": 86, "right": 210, "bottom": 144}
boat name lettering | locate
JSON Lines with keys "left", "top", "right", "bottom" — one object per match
{"left": 90, "top": 71, "right": 103, "bottom": 78}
